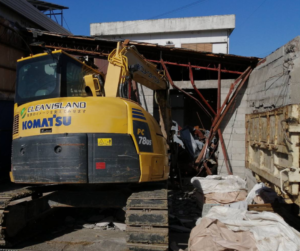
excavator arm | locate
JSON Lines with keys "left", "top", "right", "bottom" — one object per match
{"left": 105, "top": 42, "right": 172, "bottom": 142}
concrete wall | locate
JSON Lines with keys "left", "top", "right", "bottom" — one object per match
{"left": 247, "top": 36, "right": 300, "bottom": 113}
{"left": 218, "top": 81, "right": 248, "bottom": 179}
{"left": 91, "top": 15, "right": 235, "bottom": 36}
{"left": 90, "top": 15, "right": 235, "bottom": 54}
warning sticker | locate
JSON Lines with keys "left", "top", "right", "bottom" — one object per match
{"left": 97, "top": 138, "right": 112, "bottom": 146}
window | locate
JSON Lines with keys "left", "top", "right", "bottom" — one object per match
{"left": 62, "top": 54, "right": 96, "bottom": 97}
{"left": 16, "top": 55, "right": 60, "bottom": 104}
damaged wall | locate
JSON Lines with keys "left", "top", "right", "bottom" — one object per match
{"left": 247, "top": 36, "right": 300, "bottom": 112}
{"left": 219, "top": 36, "right": 300, "bottom": 189}
{"left": 218, "top": 82, "right": 248, "bottom": 178}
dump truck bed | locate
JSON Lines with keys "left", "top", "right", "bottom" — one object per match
{"left": 246, "top": 104, "right": 300, "bottom": 206}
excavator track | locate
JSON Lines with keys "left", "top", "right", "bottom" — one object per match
{"left": 0, "top": 187, "right": 35, "bottom": 246}
{"left": 126, "top": 184, "right": 169, "bottom": 251}
{"left": 0, "top": 184, "right": 169, "bottom": 249}
{"left": 0, "top": 186, "right": 64, "bottom": 247}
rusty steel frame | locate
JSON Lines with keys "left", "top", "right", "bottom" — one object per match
{"left": 213, "top": 68, "right": 252, "bottom": 131}
{"left": 189, "top": 62, "right": 232, "bottom": 175}
{"left": 162, "top": 57, "right": 252, "bottom": 175}
{"left": 42, "top": 44, "right": 109, "bottom": 57}
{"left": 217, "top": 64, "right": 221, "bottom": 110}
{"left": 195, "top": 67, "right": 252, "bottom": 165}
{"left": 217, "top": 63, "right": 232, "bottom": 175}
{"left": 149, "top": 59, "right": 243, "bottom": 75}
{"left": 188, "top": 63, "right": 216, "bottom": 116}
{"left": 160, "top": 59, "right": 213, "bottom": 120}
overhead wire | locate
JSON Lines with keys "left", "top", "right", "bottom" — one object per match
{"left": 103, "top": 0, "right": 209, "bottom": 34}
{"left": 239, "top": 0, "right": 268, "bottom": 28}
{"left": 150, "top": 0, "right": 208, "bottom": 19}
{"left": 63, "top": 16, "right": 72, "bottom": 33}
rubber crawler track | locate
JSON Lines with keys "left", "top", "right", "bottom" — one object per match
{"left": 126, "top": 185, "right": 169, "bottom": 251}
{"left": 0, "top": 187, "right": 35, "bottom": 246}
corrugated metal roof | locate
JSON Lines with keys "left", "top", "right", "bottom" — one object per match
{"left": 27, "top": 0, "right": 69, "bottom": 11}
{"left": 26, "top": 28, "right": 260, "bottom": 65}
{"left": 1, "top": 0, "right": 72, "bottom": 34}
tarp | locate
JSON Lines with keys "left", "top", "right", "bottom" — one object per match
{"left": 189, "top": 217, "right": 258, "bottom": 251}
{"left": 191, "top": 175, "right": 247, "bottom": 194}
{"left": 204, "top": 190, "right": 247, "bottom": 204}
{"left": 194, "top": 206, "right": 300, "bottom": 251}
{"left": 225, "top": 183, "right": 282, "bottom": 210}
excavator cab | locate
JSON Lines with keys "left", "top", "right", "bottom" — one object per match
{"left": 16, "top": 51, "right": 104, "bottom": 106}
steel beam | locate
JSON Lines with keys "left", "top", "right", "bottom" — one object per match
{"left": 195, "top": 67, "right": 253, "bottom": 164}
{"left": 189, "top": 63, "right": 216, "bottom": 116}
{"left": 149, "top": 59, "right": 243, "bottom": 75}
{"left": 160, "top": 59, "right": 213, "bottom": 120}
{"left": 217, "top": 63, "right": 221, "bottom": 110}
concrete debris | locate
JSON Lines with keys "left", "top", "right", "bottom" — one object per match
{"left": 170, "top": 121, "right": 219, "bottom": 186}
{"left": 83, "top": 224, "right": 95, "bottom": 229}
{"left": 113, "top": 222, "right": 126, "bottom": 231}
{"left": 96, "top": 216, "right": 114, "bottom": 227}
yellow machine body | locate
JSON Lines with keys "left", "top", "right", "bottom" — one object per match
{"left": 11, "top": 46, "right": 170, "bottom": 184}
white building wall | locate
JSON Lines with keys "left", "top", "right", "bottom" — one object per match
{"left": 91, "top": 15, "right": 235, "bottom": 54}
{"left": 95, "top": 30, "right": 229, "bottom": 53}
{"left": 91, "top": 15, "right": 235, "bottom": 36}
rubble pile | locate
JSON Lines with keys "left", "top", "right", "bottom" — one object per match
{"left": 170, "top": 121, "right": 219, "bottom": 182}
{"left": 62, "top": 209, "right": 126, "bottom": 232}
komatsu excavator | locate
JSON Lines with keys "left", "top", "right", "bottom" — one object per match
{"left": 0, "top": 42, "right": 171, "bottom": 251}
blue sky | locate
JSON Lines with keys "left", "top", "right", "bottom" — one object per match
{"left": 49, "top": 0, "right": 300, "bottom": 58}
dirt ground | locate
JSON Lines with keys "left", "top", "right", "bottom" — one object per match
{"left": 9, "top": 229, "right": 189, "bottom": 251}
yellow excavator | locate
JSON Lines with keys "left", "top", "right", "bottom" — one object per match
{"left": 0, "top": 42, "right": 171, "bottom": 251}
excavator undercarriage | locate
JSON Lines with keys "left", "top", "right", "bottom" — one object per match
{"left": 0, "top": 183, "right": 168, "bottom": 250}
